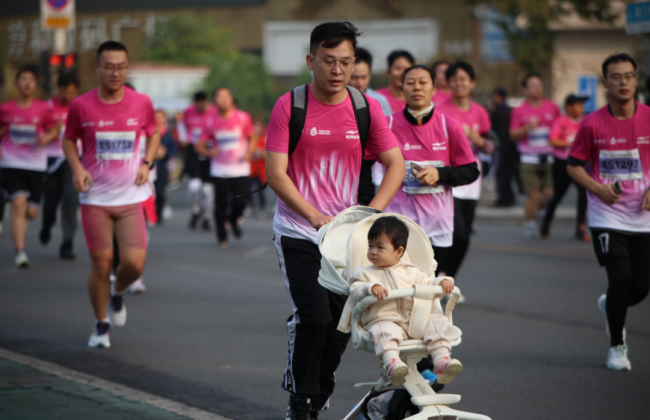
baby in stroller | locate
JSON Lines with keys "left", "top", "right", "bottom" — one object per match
{"left": 349, "top": 216, "right": 463, "bottom": 386}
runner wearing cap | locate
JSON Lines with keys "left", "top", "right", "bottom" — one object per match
{"left": 540, "top": 93, "right": 589, "bottom": 240}
{"left": 510, "top": 72, "right": 561, "bottom": 239}
{"left": 376, "top": 50, "right": 414, "bottom": 114}
{"left": 567, "top": 53, "right": 650, "bottom": 371}
{"left": 62, "top": 41, "right": 160, "bottom": 348}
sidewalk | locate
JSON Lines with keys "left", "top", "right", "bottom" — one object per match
{"left": 0, "top": 348, "right": 227, "bottom": 420}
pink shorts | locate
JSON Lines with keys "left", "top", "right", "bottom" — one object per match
{"left": 80, "top": 203, "right": 147, "bottom": 254}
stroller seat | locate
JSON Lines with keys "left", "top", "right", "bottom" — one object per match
{"left": 317, "top": 207, "right": 490, "bottom": 420}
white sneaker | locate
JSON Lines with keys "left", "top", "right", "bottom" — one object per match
{"left": 108, "top": 293, "right": 127, "bottom": 327}
{"left": 88, "top": 322, "right": 111, "bottom": 348}
{"left": 606, "top": 345, "right": 631, "bottom": 371}
{"left": 128, "top": 278, "right": 146, "bottom": 294}
{"left": 597, "top": 294, "right": 626, "bottom": 343}
{"left": 523, "top": 224, "right": 539, "bottom": 239}
{"left": 385, "top": 358, "right": 409, "bottom": 386}
{"left": 15, "top": 251, "right": 30, "bottom": 268}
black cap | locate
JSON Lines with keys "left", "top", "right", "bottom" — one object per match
{"left": 565, "top": 93, "right": 589, "bottom": 105}
{"left": 494, "top": 87, "right": 507, "bottom": 98}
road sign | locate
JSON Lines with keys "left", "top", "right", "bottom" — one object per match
{"left": 41, "top": 0, "right": 75, "bottom": 31}
{"left": 578, "top": 75, "right": 597, "bottom": 114}
{"left": 627, "top": 1, "right": 650, "bottom": 35}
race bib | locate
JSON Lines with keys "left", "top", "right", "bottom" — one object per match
{"left": 529, "top": 127, "right": 549, "bottom": 148}
{"left": 96, "top": 131, "right": 136, "bottom": 161}
{"left": 599, "top": 149, "right": 643, "bottom": 180}
{"left": 191, "top": 127, "right": 202, "bottom": 144}
{"left": 216, "top": 128, "right": 242, "bottom": 151}
{"left": 9, "top": 124, "right": 37, "bottom": 145}
{"left": 402, "top": 160, "right": 445, "bottom": 195}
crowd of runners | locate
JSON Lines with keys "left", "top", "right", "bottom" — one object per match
{"left": 1, "top": 21, "right": 649, "bottom": 420}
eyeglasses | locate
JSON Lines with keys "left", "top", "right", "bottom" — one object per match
{"left": 310, "top": 55, "right": 354, "bottom": 71}
{"left": 608, "top": 73, "right": 636, "bottom": 85}
{"left": 101, "top": 65, "right": 128, "bottom": 74}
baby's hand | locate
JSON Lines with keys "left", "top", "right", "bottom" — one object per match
{"left": 439, "top": 279, "right": 454, "bottom": 294}
{"left": 371, "top": 284, "right": 389, "bottom": 301}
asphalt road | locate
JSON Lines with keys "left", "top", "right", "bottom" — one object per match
{"left": 1, "top": 201, "right": 649, "bottom": 419}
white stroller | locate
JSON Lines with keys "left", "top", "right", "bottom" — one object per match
{"left": 317, "top": 206, "right": 491, "bottom": 420}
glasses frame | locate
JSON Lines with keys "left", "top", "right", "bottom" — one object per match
{"left": 310, "top": 54, "right": 355, "bottom": 72}
{"left": 607, "top": 72, "right": 636, "bottom": 85}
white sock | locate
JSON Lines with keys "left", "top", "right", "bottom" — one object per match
{"left": 382, "top": 350, "right": 400, "bottom": 367}
{"left": 524, "top": 220, "right": 536, "bottom": 228}
{"left": 97, "top": 318, "right": 109, "bottom": 324}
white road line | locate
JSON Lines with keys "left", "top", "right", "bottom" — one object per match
{"left": 0, "top": 347, "right": 231, "bottom": 420}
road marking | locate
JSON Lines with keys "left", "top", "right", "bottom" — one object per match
{"left": 177, "top": 265, "right": 285, "bottom": 289}
{"left": 471, "top": 242, "right": 595, "bottom": 260}
{"left": 0, "top": 347, "right": 231, "bottom": 420}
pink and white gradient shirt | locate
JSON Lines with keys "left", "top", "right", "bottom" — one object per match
{"left": 437, "top": 99, "right": 491, "bottom": 200}
{"left": 385, "top": 110, "right": 476, "bottom": 247}
{"left": 267, "top": 85, "right": 399, "bottom": 243}
{"left": 209, "top": 109, "right": 253, "bottom": 178}
{"left": 65, "top": 87, "right": 157, "bottom": 206}
{"left": 183, "top": 105, "right": 213, "bottom": 145}
{"left": 549, "top": 114, "right": 581, "bottom": 161}
{"left": 569, "top": 103, "right": 650, "bottom": 232}
{"left": 44, "top": 98, "right": 70, "bottom": 158}
{"left": 0, "top": 99, "right": 49, "bottom": 171}
{"left": 376, "top": 87, "right": 406, "bottom": 114}
{"left": 510, "top": 99, "right": 560, "bottom": 163}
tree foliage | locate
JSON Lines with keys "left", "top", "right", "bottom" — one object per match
{"left": 142, "top": 13, "right": 280, "bottom": 116}
{"left": 466, "top": 1, "right": 619, "bottom": 71}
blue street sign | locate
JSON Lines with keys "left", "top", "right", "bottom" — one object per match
{"left": 627, "top": 1, "right": 650, "bottom": 35}
{"left": 578, "top": 75, "right": 597, "bottom": 114}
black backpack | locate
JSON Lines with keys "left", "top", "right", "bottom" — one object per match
{"left": 288, "top": 84, "right": 376, "bottom": 205}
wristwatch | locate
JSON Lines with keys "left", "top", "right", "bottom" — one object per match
{"left": 143, "top": 160, "right": 154, "bottom": 170}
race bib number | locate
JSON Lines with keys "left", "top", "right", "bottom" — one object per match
{"left": 403, "top": 160, "right": 445, "bottom": 195}
{"left": 599, "top": 149, "right": 643, "bottom": 180}
{"left": 216, "top": 128, "right": 242, "bottom": 152}
{"left": 96, "top": 131, "right": 136, "bottom": 161}
{"left": 9, "top": 124, "right": 37, "bottom": 145}
{"left": 191, "top": 127, "right": 202, "bottom": 144}
{"left": 529, "top": 127, "right": 549, "bottom": 148}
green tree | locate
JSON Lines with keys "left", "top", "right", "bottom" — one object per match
{"left": 466, "top": 1, "right": 619, "bottom": 71}
{"left": 142, "top": 13, "right": 280, "bottom": 116}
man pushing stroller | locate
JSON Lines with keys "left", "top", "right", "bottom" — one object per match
{"left": 349, "top": 216, "right": 463, "bottom": 386}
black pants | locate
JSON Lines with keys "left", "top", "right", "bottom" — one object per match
{"left": 496, "top": 143, "right": 521, "bottom": 206}
{"left": 439, "top": 198, "right": 477, "bottom": 278}
{"left": 275, "top": 235, "right": 350, "bottom": 410}
{"left": 591, "top": 230, "right": 650, "bottom": 347}
{"left": 213, "top": 176, "right": 249, "bottom": 243}
{"left": 154, "top": 163, "right": 169, "bottom": 222}
{"left": 42, "top": 159, "right": 78, "bottom": 244}
{"left": 543, "top": 159, "right": 587, "bottom": 227}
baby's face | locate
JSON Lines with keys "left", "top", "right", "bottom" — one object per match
{"left": 367, "top": 234, "right": 403, "bottom": 267}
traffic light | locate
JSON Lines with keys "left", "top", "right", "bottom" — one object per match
{"left": 39, "top": 52, "right": 77, "bottom": 94}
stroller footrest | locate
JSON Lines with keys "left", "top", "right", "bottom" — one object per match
{"left": 411, "top": 394, "right": 461, "bottom": 407}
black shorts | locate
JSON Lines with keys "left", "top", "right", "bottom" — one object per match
{"left": 590, "top": 229, "right": 650, "bottom": 266}
{"left": 0, "top": 167, "right": 45, "bottom": 206}
{"left": 183, "top": 145, "right": 211, "bottom": 182}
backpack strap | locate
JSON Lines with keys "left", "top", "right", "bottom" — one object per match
{"left": 288, "top": 85, "right": 308, "bottom": 156}
{"left": 345, "top": 86, "right": 371, "bottom": 151}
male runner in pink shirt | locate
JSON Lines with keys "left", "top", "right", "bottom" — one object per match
{"left": 0, "top": 67, "right": 56, "bottom": 268}
{"left": 568, "top": 53, "right": 650, "bottom": 371}
{"left": 266, "top": 22, "right": 405, "bottom": 420}
{"left": 376, "top": 50, "right": 414, "bottom": 114}
{"left": 63, "top": 41, "right": 160, "bottom": 349}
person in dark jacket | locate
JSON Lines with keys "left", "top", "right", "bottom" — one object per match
{"left": 491, "top": 87, "right": 521, "bottom": 207}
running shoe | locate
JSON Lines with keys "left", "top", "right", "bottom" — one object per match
{"left": 385, "top": 358, "right": 409, "bottom": 385}
{"left": 575, "top": 224, "right": 590, "bottom": 242}
{"left": 202, "top": 218, "right": 211, "bottom": 232}
{"left": 108, "top": 293, "right": 127, "bottom": 327}
{"left": 59, "top": 241, "right": 76, "bottom": 260}
{"left": 88, "top": 321, "right": 111, "bottom": 348}
{"left": 540, "top": 219, "right": 550, "bottom": 239}
{"left": 39, "top": 227, "right": 51, "bottom": 245}
{"left": 128, "top": 278, "right": 146, "bottom": 294}
{"left": 15, "top": 251, "right": 30, "bottom": 268}
{"left": 598, "top": 294, "right": 626, "bottom": 343}
{"left": 232, "top": 224, "right": 242, "bottom": 239}
{"left": 606, "top": 345, "right": 631, "bottom": 371}
{"left": 435, "top": 357, "right": 463, "bottom": 384}
{"left": 286, "top": 394, "right": 311, "bottom": 420}
{"left": 522, "top": 223, "right": 539, "bottom": 239}
{"left": 219, "top": 241, "right": 229, "bottom": 249}
{"left": 189, "top": 213, "right": 200, "bottom": 230}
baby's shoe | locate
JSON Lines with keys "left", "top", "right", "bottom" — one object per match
{"left": 385, "top": 358, "right": 409, "bottom": 385}
{"left": 435, "top": 357, "right": 463, "bottom": 384}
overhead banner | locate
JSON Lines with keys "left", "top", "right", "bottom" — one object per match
{"left": 41, "top": 0, "right": 75, "bottom": 31}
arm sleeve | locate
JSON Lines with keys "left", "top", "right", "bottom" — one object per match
{"left": 364, "top": 98, "right": 400, "bottom": 161}
{"left": 427, "top": 276, "right": 454, "bottom": 286}
{"left": 349, "top": 268, "right": 380, "bottom": 302}
{"left": 265, "top": 93, "right": 291, "bottom": 154}
{"left": 438, "top": 161, "right": 480, "bottom": 187}
{"left": 64, "top": 101, "right": 81, "bottom": 141}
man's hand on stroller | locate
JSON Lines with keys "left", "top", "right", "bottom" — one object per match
{"left": 439, "top": 278, "right": 454, "bottom": 294}
{"left": 308, "top": 212, "right": 333, "bottom": 230}
{"left": 371, "top": 284, "right": 389, "bottom": 301}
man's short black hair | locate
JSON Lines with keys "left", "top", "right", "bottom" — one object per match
{"left": 16, "top": 66, "right": 37, "bottom": 82}
{"left": 401, "top": 64, "right": 436, "bottom": 85}
{"left": 57, "top": 71, "right": 80, "bottom": 88}
{"left": 194, "top": 91, "right": 207, "bottom": 102}
{"left": 445, "top": 61, "right": 475, "bottom": 81}
{"left": 310, "top": 21, "right": 360, "bottom": 55}
{"left": 387, "top": 50, "right": 415, "bottom": 69}
{"left": 96, "top": 41, "right": 128, "bottom": 63}
{"left": 355, "top": 47, "right": 373, "bottom": 69}
{"left": 431, "top": 60, "right": 451, "bottom": 71}
{"left": 522, "top": 71, "right": 542, "bottom": 88}
{"left": 368, "top": 216, "right": 409, "bottom": 252}
{"left": 494, "top": 87, "right": 507, "bottom": 98}
{"left": 602, "top": 52, "right": 637, "bottom": 78}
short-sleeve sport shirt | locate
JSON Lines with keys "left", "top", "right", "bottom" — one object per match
{"left": 209, "top": 110, "right": 253, "bottom": 178}
{"left": 510, "top": 99, "right": 560, "bottom": 163}
{"left": 0, "top": 99, "right": 50, "bottom": 171}
{"left": 569, "top": 103, "right": 650, "bottom": 232}
{"left": 549, "top": 114, "right": 580, "bottom": 161}
{"left": 64, "top": 87, "right": 157, "bottom": 206}
{"left": 266, "top": 85, "right": 399, "bottom": 243}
